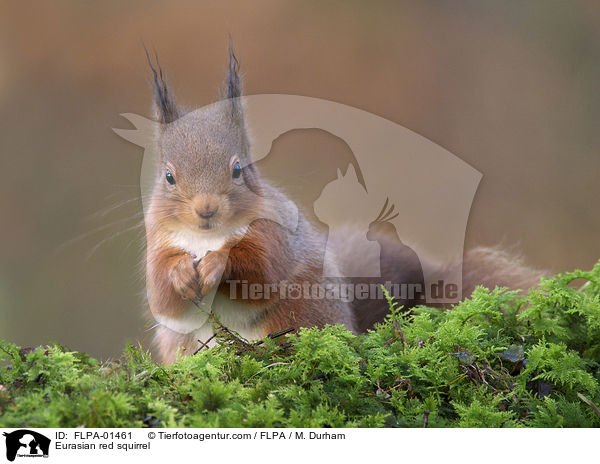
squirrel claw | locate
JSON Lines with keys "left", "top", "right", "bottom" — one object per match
{"left": 191, "top": 296, "right": 204, "bottom": 306}
{"left": 192, "top": 250, "right": 211, "bottom": 268}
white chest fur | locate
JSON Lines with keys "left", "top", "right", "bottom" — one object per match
{"left": 155, "top": 224, "right": 266, "bottom": 342}
{"left": 168, "top": 226, "right": 247, "bottom": 258}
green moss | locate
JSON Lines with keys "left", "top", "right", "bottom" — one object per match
{"left": 1, "top": 262, "right": 599, "bottom": 427}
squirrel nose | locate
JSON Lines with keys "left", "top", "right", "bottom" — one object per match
{"left": 196, "top": 207, "right": 218, "bottom": 219}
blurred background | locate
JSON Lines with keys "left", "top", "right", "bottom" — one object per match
{"left": 1, "top": 0, "right": 599, "bottom": 360}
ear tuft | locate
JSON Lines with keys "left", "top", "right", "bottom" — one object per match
{"left": 227, "top": 36, "right": 243, "bottom": 101}
{"left": 144, "top": 45, "right": 180, "bottom": 124}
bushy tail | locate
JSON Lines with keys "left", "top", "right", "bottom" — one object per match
{"left": 348, "top": 244, "right": 546, "bottom": 332}
{"left": 461, "top": 245, "right": 546, "bottom": 297}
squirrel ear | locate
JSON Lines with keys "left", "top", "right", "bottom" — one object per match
{"left": 144, "top": 46, "right": 180, "bottom": 124}
{"left": 226, "top": 37, "right": 242, "bottom": 101}
{"left": 224, "top": 36, "right": 245, "bottom": 121}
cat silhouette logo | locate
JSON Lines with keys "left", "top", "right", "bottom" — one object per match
{"left": 3, "top": 430, "right": 50, "bottom": 461}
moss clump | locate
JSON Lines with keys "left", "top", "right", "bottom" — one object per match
{"left": 1, "top": 262, "right": 599, "bottom": 427}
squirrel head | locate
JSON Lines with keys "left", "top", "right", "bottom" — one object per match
{"left": 146, "top": 42, "right": 263, "bottom": 233}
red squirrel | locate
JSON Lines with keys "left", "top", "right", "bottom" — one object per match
{"left": 145, "top": 47, "right": 354, "bottom": 364}
{"left": 144, "top": 46, "right": 544, "bottom": 364}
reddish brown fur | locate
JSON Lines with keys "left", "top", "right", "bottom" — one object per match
{"left": 147, "top": 178, "right": 356, "bottom": 363}
{"left": 146, "top": 241, "right": 192, "bottom": 319}
{"left": 144, "top": 48, "right": 544, "bottom": 364}
{"left": 461, "top": 245, "right": 546, "bottom": 297}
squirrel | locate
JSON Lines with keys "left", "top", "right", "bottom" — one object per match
{"left": 143, "top": 45, "right": 545, "bottom": 364}
{"left": 144, "top": 46, "right": 354, "bottom": 364}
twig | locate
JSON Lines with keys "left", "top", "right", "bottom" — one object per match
{"left": 307, "top": 360, "right": 318, "bottom": 378}
{"left": 193, "top": 333, "right": 217, "bottom": 355}
{"left": 509, "top": 354, "right": 523, "bottom": 375}
{"left": 577, "top": 392, "right": 600, "bottom": 418}
{"left": 189, "top": 298, "right": 250, "bottom": 347}
{"left": 254, "top": 328, "right": 295, "bottom": 346}
{"left": 423, "top": 410, "right": 430, "bottom": 428}
{"left": 246, "top": 362, "right": 290, "bottom": 381}
{"left": 445, "top": 373, "right": 467, "bottom": 388}
{"left": 269, "top": 327, "right": 295, "bottom": 339}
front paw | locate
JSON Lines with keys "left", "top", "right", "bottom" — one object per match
{"left": 196, "top": 250, "right": 228, "bottom": 296}
{"left": 169, "top": 254, "right": 200, "bottom": 300}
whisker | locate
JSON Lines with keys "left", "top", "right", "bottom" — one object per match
{"left": 54, "top": 213, "right": 145, "bottom": 256}
{"left": 88, "top": 196, "right": 144, "bottom": 219}
{"left": 86, "top": 221, "right": 147, "bottom": 260}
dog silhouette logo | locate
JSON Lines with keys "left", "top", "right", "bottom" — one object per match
{"left": 3, "top": 430, "right": 51, "bottom": 461}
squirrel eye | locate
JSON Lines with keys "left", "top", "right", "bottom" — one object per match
{"left": 232, "top": 161, "right": 242, "bottom": 180}
{"left": 165, "top": 169, "right": 176, "bottom": 185}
